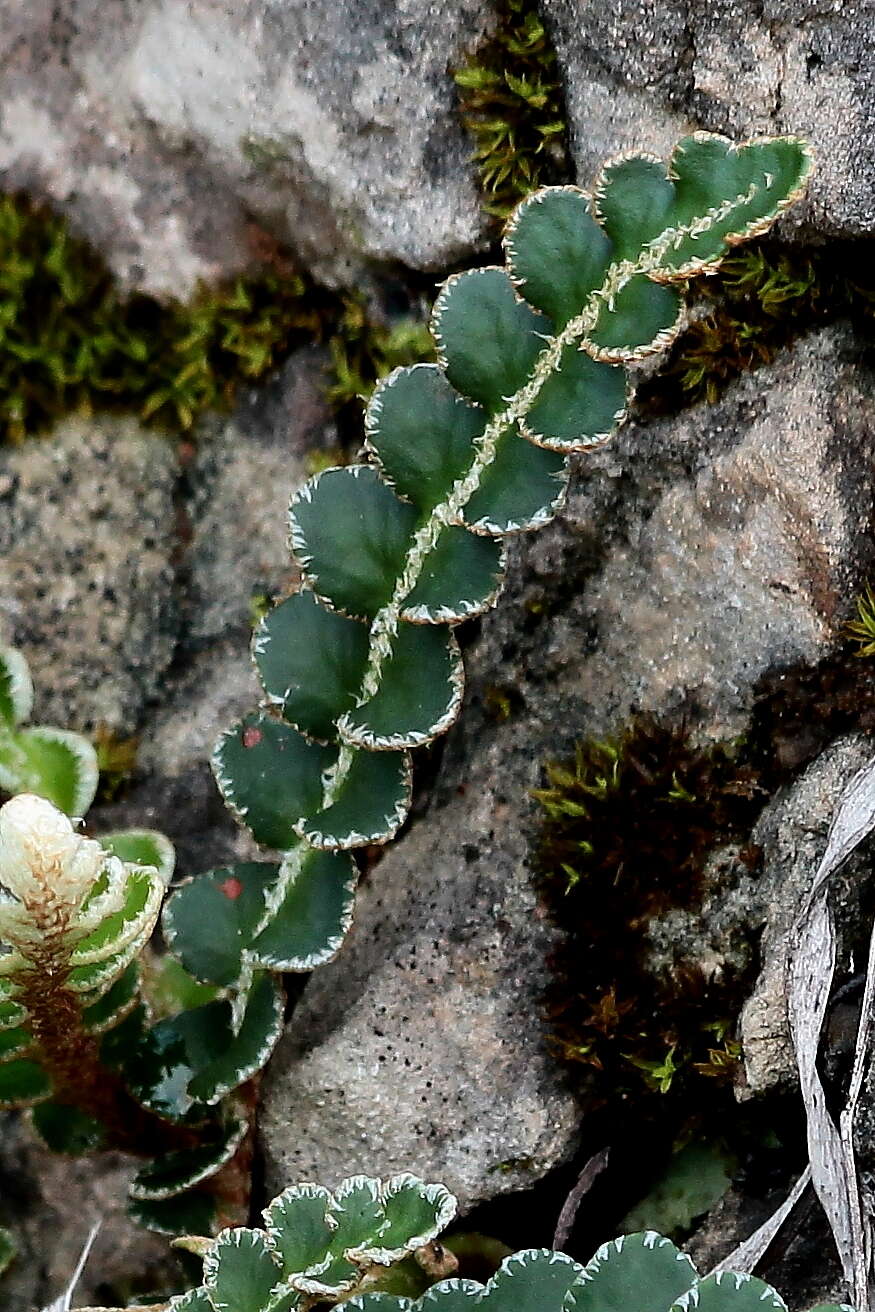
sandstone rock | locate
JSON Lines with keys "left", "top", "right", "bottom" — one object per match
{"left": 0, "top": 0, "right": 490, "bottom": 294}
{"left": 0, "top": 414, "right": 178, "bottom": 737}
{"left": 543, "top": 0, "right": 875, "bottom": 239}
{"left": 260, "top": 326, "right": 874, "bottom": 1208}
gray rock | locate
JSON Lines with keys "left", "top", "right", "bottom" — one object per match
{"left": 740, "top": 735, "right": 875, "bottom": 1096}
{"left": 260, "top": 326, "right": 874, "bottom": 1207}
{"left": 544, "top": 0, "right": 875, "bottom": 238}
{"left": 0, "top": 414, "right": 178, "bottom": 737}
{"left": 259, "top": 721, "right": 583, "bottom": 1210}
{"left": 643, "top": 842, "right": 763, "bottom": 990}
{"left": 459, "top": 324, "right": 874, "bottom": 751}
{"left": 185, "top": 347, "right": 336, "bottom": 646}
{"left": 0, "top": 0, "right": 490, "bottom": 294}
{"left": 0, "top": 1115, "right": 178, "bottom": 1310}
{"left": 91, "top": 348, "right": 335, "bottom": 875}
{"left": 93, "top": 638, "right": 264, "bottom": 877}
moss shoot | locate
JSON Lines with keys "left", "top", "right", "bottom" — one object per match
{"left": 454, "top": 0, "right": 571, "bottom": 221}
{"left": 0, "top": 193, "right": 432, "bottom": 443}
{"left": 638, "top": 238, "right": 875, "bottom": 416}
{"left": 845, "top": 583, "right": 875, "bottom": 659}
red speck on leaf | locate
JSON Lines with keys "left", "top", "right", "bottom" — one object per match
{"left": 218, "top": 877, "right": 244, "bottom": 901}
{"left": 242, "top": 726, "right": 262, "bottom": 749}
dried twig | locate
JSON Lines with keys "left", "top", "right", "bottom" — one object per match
{"left": 710, "top": 1167, "right": 812, "bottom": 1276}
{"left": 553, "top": 1148, "right": 610, "bottom": 1250}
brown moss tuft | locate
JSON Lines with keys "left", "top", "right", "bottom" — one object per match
{"left": 637, "top": 238, "right": 875, "bottom": 417}
{"left": 533, "top": 718, "right": 766, "bottom": 1102}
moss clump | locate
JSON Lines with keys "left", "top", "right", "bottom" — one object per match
{"left": 0, "top": 193, "right": 434, "bottom": 443}
{"left": 845, "top": 583, "right": 875, "bottom": 659}
{"left": 325, "top": 295, "right": 436, "bottom": 419}
{"left": 93, "top": 726, "right": 140, "bottom": 803}
{"left": 638, "top": 238, "right": 875, "bottom": 416}
{"left": 454, "top": 0, "right": 571, "bottom": 221}
{"left": 533, "top": 719, "right": 766, "bottom": 1103}
{"left": 0, "top": 193, "right": 335, "bottom": 440}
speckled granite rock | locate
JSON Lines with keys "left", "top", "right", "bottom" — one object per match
{"left": 0, "top": 414, "right": 178, "bottom": 737}
{"left": 543, "top": 0, "right": 875, "bottom": 239}
{"left": 0, "top": 314, "right": 872, "bottom": 1286}
{"left": 0, "top": 0, "right": 489, "bottom": 293}
{"left": 90, "top": 347, "right": 338, "bottom": 875}
{"left": 455, "top": 324, "right": 875, "bottom": 752}
{"left": 0, "top": 8, "right": 872, "bottom": 1297}
{"left": 259, "top": 723, "right": 583, "bottom": 1210}
{"left": 184, "top": 345, "right": 334, "bottom": 646}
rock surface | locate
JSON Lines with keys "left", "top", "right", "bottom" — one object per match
{"left": 0, "top": 0, "right": 490, "bottom": 294}
{"left": 0, "top": 351, "right": 336, "bottom": 1303}
{"left": 740, "top": 735, "right": 875, "bottom": 1097}
{"left": 5, "top": 0, "right": 872, "bottom": 302}
{"left": 91, "top": 347, "right": 338, "bottom": 875}
{"left": 259, "top": 324, "right": 875, "bottom": 1204}
{"left": 544, "top": 0, "right": 875, "bottom": 239}
{"left": 259, "top": 727, "right": 584, "bottom": 1210}
{"left": 0, "top": 414, "right": 178, "bottom": 737}
{"left": 0, "top": 1115, "right": 179, "bottom": 1310}
{"left": 451, "top": 324, "right": 874, "bottom": 758}
{"left": 0, "top": 1, "right": 874, "bottom": 1281}
{"left": 0, "top": 306, "right": 872, "bottom": 1290}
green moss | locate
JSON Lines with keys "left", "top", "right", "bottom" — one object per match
{"left": 845, "top": 583, "right": 875, "bottom": 658}
{"left": 93, "top": 726, "right": 139, "bottom": 803}
{"left": 638, "top": 238, "right": 875, "bottom": 416}
{"left": 239, "top": 134, "right": 294, "bottom": 171}
{"left": 0, "top": 193, "right": 433, "bottom": 444}
{"left": 325, "top": 295, "right": 436, "bottom": 416}
{"left": 454, "top": 0, "right": 571, "bottom": 221}
{"left": 0, "top": 193, "right": 333, "bottom": 440}
{"left": 533, "top": 718, "right": 765, "bottom": 1103}
{"left": 482, "top": 684, "right": 520, "bottom": 722}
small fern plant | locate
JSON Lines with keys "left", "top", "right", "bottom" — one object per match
{"left": 190, "top": 132, "right": 811, "bottom": 998}
{"left": 68, "top": 1174, "right": 850, "bottom": 1312}
{"left": 0, "top": 647, "right": 238, "bottom": 1234}
{"left": 0, "top": 134, "right": 813, "bottom": 1244}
